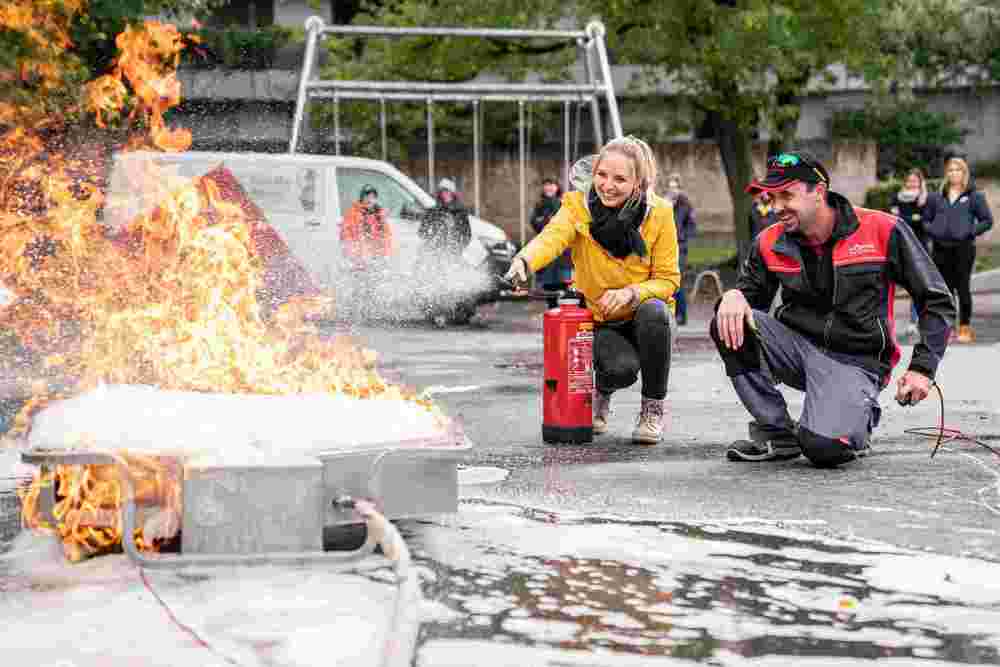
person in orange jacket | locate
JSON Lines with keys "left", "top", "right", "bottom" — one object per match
{"left": 341, "top": 184, "right": 395, "bottom": 270}
{"left": 340, "top": 185, "right": 395, "bottom": 320}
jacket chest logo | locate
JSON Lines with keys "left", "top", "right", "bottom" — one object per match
{"left": 847, "top": 242, "right": 876, "bottom": 257}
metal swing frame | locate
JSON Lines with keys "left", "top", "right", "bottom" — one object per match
{"left": 287, "top": 16, "right": 623, "bottom": 246}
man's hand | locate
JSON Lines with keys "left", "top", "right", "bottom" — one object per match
{"left": 716, "top": 289, "right": 754, "bottom": 350}
{"left": 503, "top": 256, "right": 530, "bottom": 287}
{"left": 598, "top": 287, "right": 638, "bottom": 317}
{"left": 896, "top": 370, "right": 932, "bottom": 406}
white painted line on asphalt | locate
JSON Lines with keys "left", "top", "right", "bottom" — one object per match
{"left": 423, "top": 385, "right": 484, "bottom": 395}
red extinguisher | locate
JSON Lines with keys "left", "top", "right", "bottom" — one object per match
{"left": 542, "top": 291, "right": 594, "bottom": 444}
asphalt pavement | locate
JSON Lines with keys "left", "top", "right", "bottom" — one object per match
{"left": 356, "top": 289, "right": 1000, "bottom": 560}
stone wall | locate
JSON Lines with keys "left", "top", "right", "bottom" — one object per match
{"left": 395, "top": 140, "right": 878, "bottom": 244}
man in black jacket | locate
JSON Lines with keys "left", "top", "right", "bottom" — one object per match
{"left": 711, "top": 150, "right": 955, "bottom": 468}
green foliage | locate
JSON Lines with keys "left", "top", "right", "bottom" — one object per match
{"left": 831, "top": 103, "right": 967, "bottom": 178}
{"left": 863, "top": 178, "right": 943, "bottom": 212}
{"left": 71, "top": 0, "right": 225, "bottom": 76}
{"left": 182, "top": 26, "right": 294, "bottom": 70}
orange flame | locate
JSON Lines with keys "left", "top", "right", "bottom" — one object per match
{"left": 6, "top": 19, "right": 446, "bottom": 561}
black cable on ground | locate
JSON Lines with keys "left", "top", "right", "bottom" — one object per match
{"left": 902, "top": 382, "right": 1000, "bottom": 459}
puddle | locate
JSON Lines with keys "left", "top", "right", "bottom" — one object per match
{"left": 409, "top": 501, "right": 1000, "bottom": 664}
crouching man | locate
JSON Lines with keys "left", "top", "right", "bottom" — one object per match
{"left": 711, "top": 150, "right": 955, "bottom": 467}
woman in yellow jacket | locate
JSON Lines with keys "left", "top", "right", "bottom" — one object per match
{"left": 504, "top": 136, "right": 680, "bottom": 444}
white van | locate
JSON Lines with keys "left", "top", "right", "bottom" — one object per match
{"left": 105, "top": 151, "right": 516, "bottom": 307}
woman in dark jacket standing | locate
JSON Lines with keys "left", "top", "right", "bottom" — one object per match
{"left": 529, "top": 177, "right": 571, "bottom": 290}
{"left": 926, "top": 157, "right": 994, "bottom": 343}
{"left": 890, "top": 169, "right": 930, "bottom": 340}
{"left": 665, "top": 173, "right": 696, "bottom": 325}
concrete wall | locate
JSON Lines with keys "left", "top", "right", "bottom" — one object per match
{"left": 796, "top": 87, "right": 1000, "bottom": 167}
{"left": 392, "top": 140, "right": 878, "bottom": 244}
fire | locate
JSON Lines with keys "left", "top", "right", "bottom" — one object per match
{"left": 4, "top": 16, "right": 445, "bottom": 561}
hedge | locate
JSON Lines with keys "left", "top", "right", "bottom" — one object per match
{"left": 863, "top": 179, "right": 943, "bottom": 212}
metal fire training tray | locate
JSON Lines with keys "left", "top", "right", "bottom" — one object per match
{"left": 19, "top": 419, "right": 471, "bottom": 569}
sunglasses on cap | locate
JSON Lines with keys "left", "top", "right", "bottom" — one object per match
{"left": 746, "top": 152, "right": 830, "bottom": 194}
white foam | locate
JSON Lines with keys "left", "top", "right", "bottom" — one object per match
{"left": 27, "top": 384, "right": 449, "bottom": 461}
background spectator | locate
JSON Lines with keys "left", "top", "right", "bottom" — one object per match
{"left": 666, "top": 173, "right": 696, "bottom": 326}
{"left": 529, "top": 177, "right": 571, "bottom": 291}
{"left": 890, "top": 169, "right": 930, "bottom": 340}
{"left": 925, "top": 157, "right": 994, "bottom": 343}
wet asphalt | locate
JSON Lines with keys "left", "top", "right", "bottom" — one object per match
{"left": 346, "top": 293, "right": 1000, "bottom": 665}
{"left": 2, "top": 294, "right": 999, "bottom": 666}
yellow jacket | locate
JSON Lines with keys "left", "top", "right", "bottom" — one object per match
{"left": 520, "top": 190, "right": 680, "bottom": 323}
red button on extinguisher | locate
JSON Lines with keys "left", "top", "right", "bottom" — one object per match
{"left": 542, "top": 292, "right": 594, "bottom": 444}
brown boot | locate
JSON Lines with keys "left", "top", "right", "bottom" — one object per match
{"left": 957, "top": 324, "right": 976, "bottom": 343}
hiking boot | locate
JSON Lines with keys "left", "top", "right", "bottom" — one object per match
{"left": 726, "top": 437, "right": 802, "bottom": 461}
{"left": 957, "top": 324, "right": 976, "bottom": 343}
{"left": 632, "top": 397, "right": 665, "bottom": 445}
{"left": 728, "top": 421, "right": 800, "bottom": 461}
{"left": 593, "top": 390, "right": 612, "bottom": 435}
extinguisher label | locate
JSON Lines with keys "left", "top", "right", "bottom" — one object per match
{"left": 567, "top": 330, "right": 594, "bottom": 394}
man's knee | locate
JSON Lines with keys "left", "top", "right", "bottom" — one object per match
{"left": 709, "top": 316, "right": 762, "bottom": 377}
{"left": 798, "top": 426, "right": 856, "bottom": 468}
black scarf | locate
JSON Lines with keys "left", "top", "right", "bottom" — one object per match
{"left": 587, "top": 188, "right": 648, "bottom": 259}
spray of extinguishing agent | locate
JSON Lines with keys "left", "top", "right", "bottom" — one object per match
{"left": 499, "top": 276, "right": 595, "bottom": 444}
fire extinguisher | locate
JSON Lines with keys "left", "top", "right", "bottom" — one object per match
{"left": 542, "top": 291, "right": 594, "bottom": 444}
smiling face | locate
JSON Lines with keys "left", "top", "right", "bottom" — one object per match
{"left": 904, "top": 173, "right": 922, "bottom": 191}
{"left": 593, "top": 151, "right": 638, "bottom": 209}
{"left": 946, "top": 163, "right": 966, "bottom": 189}
{"left": 771, "top": 181, "right": 825, "bottom": 236}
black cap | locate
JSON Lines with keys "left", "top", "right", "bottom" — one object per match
{"left": 359, "top": 184, "right": 378, "bottom": 198}
{"left": 746, "top": 150, "right": 831, "bottom": 195}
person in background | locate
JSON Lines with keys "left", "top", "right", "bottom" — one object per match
{"left": 712, "top": 150, "right": 954, "bottom": 468}
{"left": 925, "top": 157, "right": 994, "bottom": 343}
{"left": 340, "top": 184, "right": 394, "bottom": 320}
{"left": 749, "top": 190, "right": 776, "bottom": 239}
{"left": 418, "top": 178, "right": 472, "bottom": 259}
{"left": 417, "top": 178, "right": 474, "bottom": 326}
{"left": 530, "top": 177, "right": 571, "bottom": 291}
{"left": 504, "top": 136, "right": 680, "bottom": 445}
{"left": 340, "top": 184, "right": 394, "bottom": 273}
{"left": 665, "top": 173, "right": 696, "bottom": 325}
{"left": 890, "top": 169, "right": 930, "bottom": 340}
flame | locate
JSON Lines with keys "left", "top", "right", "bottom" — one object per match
{"left": 5, "top": 18, "right": 445, "bottom": 561}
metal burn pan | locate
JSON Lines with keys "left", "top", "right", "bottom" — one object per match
{"left": 17, "top": 418, "right": 470, "bottom": 564}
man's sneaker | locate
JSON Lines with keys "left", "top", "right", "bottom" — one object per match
{"left": 632, "top": 397, "right": 665, "bottom": 445}
{"left": 593, "top": 390, "right": 612, "bottom": 435}
{"left": 726, "top": 437, "right": 801, "bottom": 462}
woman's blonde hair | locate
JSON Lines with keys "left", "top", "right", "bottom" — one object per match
{"left": 593, "top": 135, "right": 659, "bottom": 204}
{"left": 943, "top": 157, "right": 970, "bottom": 192}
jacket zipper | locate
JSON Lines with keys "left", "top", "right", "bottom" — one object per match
{"left": 876, "top": 317, "right": 887, "bottom": 361}
{"left": 823, "top": 260, "right": 839, "bottom": 349}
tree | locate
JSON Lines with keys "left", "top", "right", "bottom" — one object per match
{"left": 0, "top": 0, "right": 223, "bottom": 125}
{"left": 572, "top": 0, "right": 890, "bottom": 261}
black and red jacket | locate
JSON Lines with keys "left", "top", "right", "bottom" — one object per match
{"left": 737, "top": 191, "right": 955, "bottom": 384}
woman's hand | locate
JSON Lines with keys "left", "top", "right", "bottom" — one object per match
{"left": 503, "top": 256, "right": 530, "bottom": 287}
{"left": 598, "top": 287, "right": 638, "bottom": 317}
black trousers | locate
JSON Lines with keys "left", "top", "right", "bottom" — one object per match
{"left": 932, "top": 241, "right": 976, "bottom": 325}
{"left": 594, "top": 299, "right": 672, "bottom": 400}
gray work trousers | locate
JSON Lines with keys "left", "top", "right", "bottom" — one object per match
{"left": 713, "top": 310, "right": 882, "bottom": 464}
